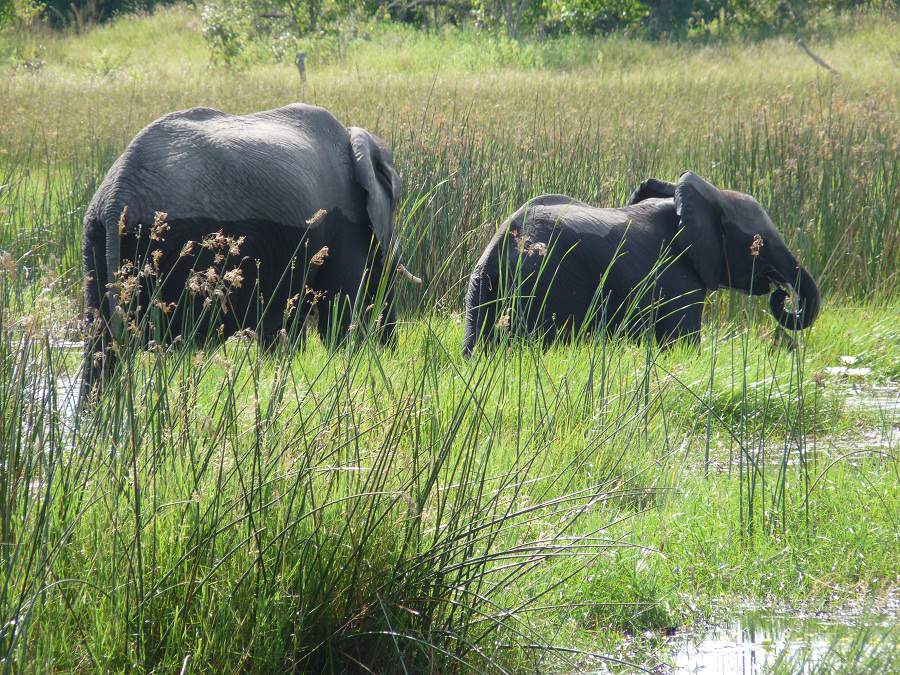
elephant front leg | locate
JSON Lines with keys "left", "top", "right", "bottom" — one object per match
{"left": 372, "top": 300, "right": 398, "bottom": 347}
{"left": 316, "top": 293, "right": 354, "bottom": 349}
{"left": 654, "top": 302, "right": 703, "bottom": 347}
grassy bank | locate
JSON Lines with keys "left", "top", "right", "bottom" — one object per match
{"left": 1, "top": 5, "right": 898, "bottom": 671}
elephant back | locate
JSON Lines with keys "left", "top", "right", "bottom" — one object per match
{"left": 88, "top": 104, "right": 368, "bottom": 234}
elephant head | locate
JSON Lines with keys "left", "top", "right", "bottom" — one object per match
{"left": 646, "top": 172, "right": 820, "bottom": 330}
{"left": 349, "top": 127, "right": 402, "bottom": 258}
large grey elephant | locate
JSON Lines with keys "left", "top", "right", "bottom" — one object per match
{"left": 462, "top": 172, "right": 820, "bottom": 356}
{"left": 82, "top": 103, "right": 419, "bottom": 390}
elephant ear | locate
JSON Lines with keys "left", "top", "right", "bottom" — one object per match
{"left": 626, "top": 178, "right": 676, "bottom": 205}
{"left": 349, "top": 127, "right": 402, "bottom": 254}
{"left": 673, "top": 171, "right": 726, "bottom": 291}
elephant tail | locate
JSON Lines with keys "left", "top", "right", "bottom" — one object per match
{"left": 462, "top": 268, "right": 495, "bottom": 358}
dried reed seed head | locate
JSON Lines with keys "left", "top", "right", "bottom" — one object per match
{"left": 117, "top": 205, "right": 128, "bottom": 234}
{"left": 187, "top": 272, "right": 204, "bottom": 294}
{"left": 200, "top": 230, "right": 245, "bottom": 256}
{"left": 229, "top": 237, "right": 245, "bottom": 256}
{"left": 154, "top": 300, "right": 175, "bottom": 316}
{"left": 114, "top": 260, "right": 134, "bottom": 281}
{"left": 515, "top": 232, "right": 529, "bottom": 254}
{"left": 0, "top": 251, "right": 16, "bottom": 277}
{"left": 179, "top": 241, "right": 196, "bottom": 258}
{"left": 306, "top": 208, "right": 327, "bottom": 226}
{"left": 150, "top": 211, "right": 170, "bottom": 241}
{"left": 527, "top": 241, "right": 547, "bottom": 257}
{"left": 201, "top": 230, "right": 225, "bottom": 250}
{"left": 223, "top": 267, "right": 244, "bottom": 288}
{"left": 750, "top": 234, "right": 764, "bottom": 257}
{"left": 284, "top": 293, "right": 301, "bottom": 319}
{"left": 118, "top": 274, "right": 140, "bottom": 304}
{"left": 304, "top": 286, "right": 327, "bottom": 303}
{"left": 310, "top": 246, "right": 329, "bottom": 266}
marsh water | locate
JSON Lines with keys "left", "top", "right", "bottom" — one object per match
{"left": 658, "top": 607, "right": 899, "bottom": 673}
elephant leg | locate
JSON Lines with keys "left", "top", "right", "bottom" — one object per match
{"left": 315, "top": 282, "right": 388, "bottom": 348}
{"left": 311, "top": 215, "right": 395, "bottom": 348}
{"left": 257, "top": 232, "right": 317, "bottom": 345}
{"left": 81, "top": 224, "right": 112, "bottom": 398}
{"left": 316, "top": 294, "right": 353, "bottom": 348}
{"left": 655, "top": 297, "right": 703, "bottom": 347}
{"left": 376, "top": 301, "right": 398, "bottom": 347}
{"left": 462, "top": 270, "right": 498, "bottom": 357}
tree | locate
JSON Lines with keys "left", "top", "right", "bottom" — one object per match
{"left": 473, "top": 0, "right": 545, "bottom": 37}
{"left": 549, "top": 0, "right": 648, "bottom": 34}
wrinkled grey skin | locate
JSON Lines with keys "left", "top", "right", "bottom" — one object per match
{"left": 462, "top": 172, "right": 820, "bottom": 356}
{"left": 83, "top": 103, "right": 403, "bottom": 392}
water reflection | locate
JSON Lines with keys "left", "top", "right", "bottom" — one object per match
{"left": 665, "top": 610, "right": 898, "bottom": 674}
{"left": 845, "top": 382, "right": 900, "bottom": 414}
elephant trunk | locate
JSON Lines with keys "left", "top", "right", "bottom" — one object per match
{"left": 768, "top": 264, "right": 820, "bottom": 331}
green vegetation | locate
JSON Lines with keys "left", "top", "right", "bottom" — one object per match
{"left": 1, "top": 5, "right": 898, "bottom": 671}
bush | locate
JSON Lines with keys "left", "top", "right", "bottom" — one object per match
{"left": 201, "top": 0, "right": 253, "bottom": 67}
{"left": 0, "top": 0, "right": 44, "bottom": 28}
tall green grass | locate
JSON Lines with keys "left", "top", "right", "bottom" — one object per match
{"left": 2, "top": 261, "right": 896, "bottom": 669}
{"left": 2, "top": 72, "right": 897, "bottom": 313}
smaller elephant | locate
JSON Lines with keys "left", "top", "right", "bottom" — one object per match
{"left": 462, "top": 172, "right": 820, "bottom": 356}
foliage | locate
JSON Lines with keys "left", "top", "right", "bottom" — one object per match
{"left": 201, "top": 0, "right": 252, "bottom": 67}
{"left": 199, "top": 0, "right": 387, "bottom": 67}
{"left": 39, "top": 0, "right": 174, "bottom": 28}
{"left": 472, "top": 0, "right": 547, "bottom": 36}
{"left": 548, "top": 0, "right": 648, "bottom": 34}
{"left": 0, "top": 0, "right": 44, "bottom": 27}
{"left": 5, "top": 0, "right": 895, "bottom": 37}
